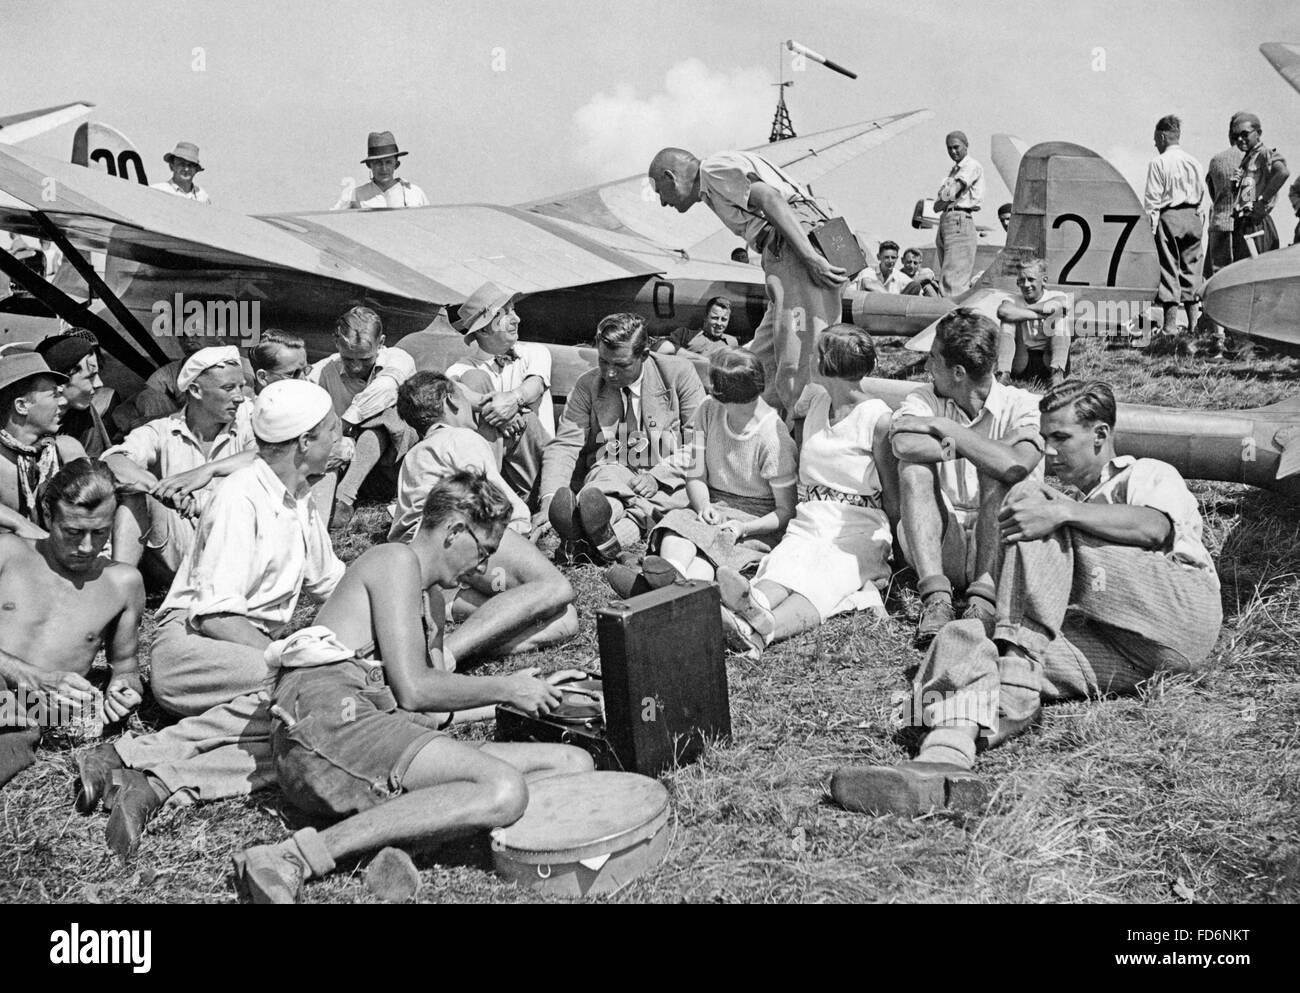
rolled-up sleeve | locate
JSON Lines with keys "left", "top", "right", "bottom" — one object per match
{"left": 103, "top": 421, "right": 164, "bottom": 469}
{"left": 341, "top": 348, "right": 417, "bottom": 424}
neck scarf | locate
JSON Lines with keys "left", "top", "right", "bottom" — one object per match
{"left": 0, "top": 430, "right": 61, "bottom": 526}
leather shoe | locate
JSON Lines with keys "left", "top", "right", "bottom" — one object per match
{"left": 577, "top": 487, "right": 620, "bottom": 561}
{"left": 960, "top": 597, "right": 996, "bottom": 639}
{"left": 547, "top": 488, "right": 582, "bottom": 543}
{"left": 914, "top": 595, "right": 956, "bottom": 650}
{"left": 830, "top": 760, "right": 987, "bottom": 817}
{"left": 75, "top": 742, "right": 125, "bottom": 814}
{"left": 105, "top": 770, "right": 164, "bottom": 862}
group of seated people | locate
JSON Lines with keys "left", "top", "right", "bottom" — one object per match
{"left": 0, "top": 284, "right": 1221, "bottom": 902}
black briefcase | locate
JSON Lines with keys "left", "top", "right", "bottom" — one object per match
{"left": 494, "top": 701, "right": 622, "bottom": 770}
{"left": 595, "top": 580, "right": 730, "bottom": 776}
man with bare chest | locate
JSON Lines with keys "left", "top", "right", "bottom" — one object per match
{"left": 0, "top": 459, "right": 145, "bottom": 789}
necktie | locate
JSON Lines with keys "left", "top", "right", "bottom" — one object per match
{"left": 622, "top": 387, "right": 647, "bottom": 467}
{"left": 622, "top": 387, "right": 638, "bottom": 432}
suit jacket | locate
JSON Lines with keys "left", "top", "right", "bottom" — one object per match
{"left": 540, "top": 352, "right": 706, "bottom": 498}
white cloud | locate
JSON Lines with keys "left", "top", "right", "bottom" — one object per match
{"left": 571, "top": 58, "right": 772, "bottom": 180}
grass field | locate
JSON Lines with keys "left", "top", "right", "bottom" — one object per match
{"left": 3, "top": 336, "right": 1298, "bottom": 904}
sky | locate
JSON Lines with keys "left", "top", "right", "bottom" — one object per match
{"left": 4, "top": 0, "right": 1300, "bottom": 259}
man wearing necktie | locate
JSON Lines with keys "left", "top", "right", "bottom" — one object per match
{"left": 446, "top": 283, "right": 555, "bottom": 509}
{"left": 539, "top": 313, "right": 705, "bottom": 563}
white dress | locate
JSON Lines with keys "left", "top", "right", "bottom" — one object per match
{"left": 754, "top": 387, "right": 893, "bottom": 620}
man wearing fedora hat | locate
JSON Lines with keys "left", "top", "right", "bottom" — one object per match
{"left": 445, "top": 282, "right": 554, "bottom": 507}
{"left": 151, "top": 141, "right": 211, "bottom": 204}
{"left": 73, "top": 381, "right": 346, "bottom": 860}
{"left": 0, "top": 352, "right": 86, "bottom": 538}
{"left": 333, "top": 131, "right": 430, "bottom": 211}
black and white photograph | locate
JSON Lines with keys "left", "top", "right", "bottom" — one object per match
{"left": 0, "top": 0, "right": 1294, "bottom": 940}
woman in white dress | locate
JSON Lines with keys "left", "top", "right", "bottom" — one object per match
{"left": 717, "top": 326, "right": 900, "bottom": 657}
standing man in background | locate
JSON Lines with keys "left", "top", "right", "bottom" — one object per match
{"left": 933, "top": 131, "right": 984, "bottom": 296}
{"left": 334, "top": 131, "right": 429, "bottom": 210}
{"left": 151, "top": 142, "right": 210, "bottom": 204}
{"left": 1142, "top": 114, "right": 1206, "bottom": 345}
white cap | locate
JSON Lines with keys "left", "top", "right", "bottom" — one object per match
{"left": 251, "top": 380, "right": 333, "bottom": 443}
{"left": 176, "top": 345, "right": 242, "bottom": 392}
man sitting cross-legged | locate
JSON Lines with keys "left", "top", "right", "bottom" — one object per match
{"left": 232, "top": 470, "right": 593, "bottom": 903}
{"left": 1, "top": 460, "right": 144, "bottom": 789}
{"left": 106, "top": 346, "right": 255, "bottom": 591}
{"left": 540, "top": 312, "right": 704, "bottom": 563}
{"left": 74, "top": 381, "right": 346, "bottom": 860}
{"left": 832, "top": 380, "right": 1223, "bottom": 816}
{"left": 891, "top": 309, "right": 1045, "bottom": 648}
{"left": 388, "top": 373, "right": 577, "bottom": 657}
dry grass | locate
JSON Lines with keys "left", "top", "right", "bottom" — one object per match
{"left": 2, "top": 339, "right": 1298, "bottom": 904}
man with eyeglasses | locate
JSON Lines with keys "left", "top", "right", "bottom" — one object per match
{"left": 150, "top": 141, "right": 211, "bottom": 205}
{"left": 0, "top": 352, "right": 85, "bottom": 537}
{"left": 231, "top": 469, "right": 591, "bottom": 904}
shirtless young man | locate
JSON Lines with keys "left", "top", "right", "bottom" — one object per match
{"left": 233, "top": 469, "right": 592, "bottom": 903}
{"left": 0, "top": 459, "right": 145, "bottom": 789}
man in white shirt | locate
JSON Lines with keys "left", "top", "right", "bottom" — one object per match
{"left": 150, "top": 142, "right": 211, "bottom": 204}
{"left": 889, "top": 310, "right": 1044, "bottom": 649}
{"left": 333, "top": 131, "right": 429, "bottom": 210}
{"left": 445, "top": 282, "right": 554, "bottom": 507}
{"left": 105, "top": 346, "right": 255, "bottom": 589}
{"left": 74, "top": 381, "right": 345, "bottom": 860}
{"left": 833, "top": 379, "right": 1222, "bottom": 817}
{"left": 934, "top": 131, "right": 984, "bottom": 296}
{"left": 853, "top": 241, "right": 910, "bottom": 294}
{"left": 995, "top": 257, "right": 1071, "bottom": 385}
{"left": 309, "top": 306, "right": 417, "bottom": 528}
{"left": 1142, "top": 115, "right": 1207, "bottom": 340}
{"left": 648, "top": 146, "right": 848, "bottom": 412}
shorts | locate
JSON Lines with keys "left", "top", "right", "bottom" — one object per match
{"left": 272, "top": 658, "right": 448, "bottom": 818}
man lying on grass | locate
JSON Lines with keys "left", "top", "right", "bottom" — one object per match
{"left": 233, "top": 470, "right": 593, "bottom": 903}
{"left": 0, "top": 459, "right": 144, "bottom": 788}
{"left": 832, "top": 379, "right": 1223, "bottom": 816}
